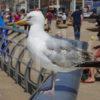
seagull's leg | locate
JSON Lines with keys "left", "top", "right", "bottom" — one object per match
{"left": 43, "top": 72, "right": 56, "bottom": 96}
{"left": 44, "top": 79, "right": 55, "bottom": 96}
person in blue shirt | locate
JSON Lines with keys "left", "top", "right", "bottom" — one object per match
{"left": 71, "top": 6, "right": 83, "bottom": 40}
{"left": 0, "top": 14, "right": 5, "bottom": 37}
{"left": 0, "top": 13, "right": 9, "bottom": 54}
{"left": 0, "top": 15, "right": 5, "bottom": 27}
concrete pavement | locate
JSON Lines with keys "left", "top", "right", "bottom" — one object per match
{"left": 78, "top": 82, "right": 100, "bottom": 100}
{"left": 0, "top": 70, "right": 30, "bottom": 100}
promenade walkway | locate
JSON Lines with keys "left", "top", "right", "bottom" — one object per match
{"left": 0, "top": 70, "right": 30, "bottom": 100}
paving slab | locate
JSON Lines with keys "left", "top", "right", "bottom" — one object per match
{"left": 78, "top": 82, "right": 100, "bottom": 100}
{"left": 0, "top": 70, "right": 30, "bottom": 100}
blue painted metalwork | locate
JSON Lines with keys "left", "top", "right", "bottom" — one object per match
{"left": 31, "top": 69, "right": 82, "bottom": 100}
{"left": 0, "top": 16, "right": 9, "bottom": 54}
{"left": 93, "top": 1, "right": 100, "bottom": 8}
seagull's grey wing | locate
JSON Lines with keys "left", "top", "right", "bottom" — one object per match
{"left": 46, "top": 36, "right": 76, "bottom": 52}
{"left": 52, "top": 36, "right": 88, "bottom": 51}
{"left": 43, "top": 47, "right": 83, "bottom": 68}
{"left": 45, "top": 36, "right": 83, "bottom": 68}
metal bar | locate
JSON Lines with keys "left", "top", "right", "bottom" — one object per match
{"left": 0, "top": 26, "right": 28, "bottom": 34}
{"left": 0, "top": 35, "right": 27, "bottom": 48}
{"left": 30, "top": 72, "right": 54, "bottom": 100}
{"left": 76, "top": 61, "right": 100, "bottom": 68}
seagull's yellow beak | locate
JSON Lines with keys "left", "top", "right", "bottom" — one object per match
{"left": 8, "top": 20, "right": 28, "bottom": 26}
{"left": 15, "top": 20, "right": 28, "bottom": 26}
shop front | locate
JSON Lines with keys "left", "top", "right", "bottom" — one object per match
{"left": 84, "top": 0, "right": 93, "bottom": 10}
{"left": 33, "top": 0, "right": 85, "bottom": 12}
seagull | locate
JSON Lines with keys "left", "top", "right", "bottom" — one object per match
{"left": 17, "top": 11, "right": 84, "bottom": 73}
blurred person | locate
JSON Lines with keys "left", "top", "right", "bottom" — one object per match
{"left": 82, "top": 38, "right": 100, "bottom": 83}
{"left": 46, "top": 10, "right": 53, "bottom": 31}
{"left": 82, "top": 68, "right": 96, "bottom": 83}
{"left": 68, "top": 11, "right": 72, "bottom": 21}
{"left": 0, "top": 10, "right": 5, "bottom": 19}
{"left": 53, "top": 8, "right": 57, "bottom": 18}
{"left": 8, "top": 12, "right": 13, "bottom": 23}
{"left": 20, "top": 9, "right": 26, "bottom": 19}
{"left": 96, "top": 15, "right": 100, "bottom": 26}
{"left": 13, "top": 12, "right": 20, "bottom": 22}
{"left": 5, "top": 12, "right": 13, "bottom": 24}
{"left": 20, "top": 9, "right": 30, "bottom": 31}
{"left": 0, "top": 13, "right": 9, "bottom": 55}
{"left": 0, "top": 14, "right": 5, "bottom": 27}
{"left": 62, "top": 13, "right": 67, "bottom": 24}
{"left": 94, "top": 45, "right": 100, "bottom": 59}
{"left": 3, "top": 9, "right": 13, "bottom": 24}
{"left": 94, "top": 46, "right": 100, "bottom": 78}
{"left": 97, "top": 32, "right": 100, "bottom": 41}
{"left": 33, "top": 7, "right": 40, "bottom": 11}
{"left": 81, "top": 55, "right": 95, "bottom": 83}
{"left": 83, "top": 46, "right": 100, "bottom": 83}
{"left": 71, "top": 6, "right": 83, "bottom": 40}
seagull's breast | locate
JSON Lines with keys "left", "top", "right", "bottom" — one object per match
{"left": 27, "top": 37, "right": 47, "bottom": 52}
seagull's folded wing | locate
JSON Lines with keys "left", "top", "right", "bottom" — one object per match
{"left": 51, "top": 36, "right": 89, "bottom": 51}
{"left": 43, "top": 47, "right": 83, "bottom": 69}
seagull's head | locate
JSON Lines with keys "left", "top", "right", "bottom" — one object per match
{"left": 16, "top": 11, "right": 45, "bottom": 26}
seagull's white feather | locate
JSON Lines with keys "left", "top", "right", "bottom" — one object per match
{"left": 26, "top": 11, "right": 82, "bottom": 72}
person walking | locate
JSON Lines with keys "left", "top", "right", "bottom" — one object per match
{"left": 62, "top": 13, "right": 67, "bottom": 24}
{"left": 20, "top": 9, "right": 30, "bottom": 31}
{"left": 46, "top": 10, "right": 53, "bottom": 31}
{"left": 13, "top": 12, "right": 21, "bottom": 22}
{"left": 71, "top": 6, "right": 83, "bottom": 40}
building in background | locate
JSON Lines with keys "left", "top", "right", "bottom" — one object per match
{"left": 93, "top": 0, "right": 100, "bottom": 9}
{"left": 84, "top": 0, "right": 93, "bottom": 10}
{"left": 0, "top": 2, "right": 6, "bottom": 10}
{"left": 1, "top": 0, "right": 99, "bottom": 12}
{"left": 0, "top": 0, "right": 86, "bottom": 12}
{"left": 37, "top": 0, "right": 85, "bottom": 12}
{"left": 93, "top": 0, "right": 100, "bottom": 15}
{"left": 0, "top": 0, "right": 14, "bottom": 11}
{"left": 14, "top": 0, "right": 27, "bottom": 11}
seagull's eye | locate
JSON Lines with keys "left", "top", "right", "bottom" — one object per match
{"left": 28, "top": 16, "right": 32, "bottom": 19}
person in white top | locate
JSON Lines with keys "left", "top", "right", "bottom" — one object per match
{"left": 62, "top": 13, "right": 67, "bottom": 24}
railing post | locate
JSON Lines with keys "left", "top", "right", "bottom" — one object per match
{"left": 24, "top": 66, "right": 31, "bottom": 92}
{"left": 6, "top": 55, "right": 11, "bottom": 76}
{"left": 24, "top": 58, "right": 32, "bottom": 92}
{"left": 15, "top": 61, "right": 20, "bottom": 84}
{"left": 0, "top": 54, "right": 4, "bottom": 70}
